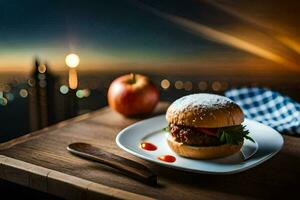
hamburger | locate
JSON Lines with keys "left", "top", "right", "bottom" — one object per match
{"left": 165, "top": 93, "right": 254, "bottom": 159}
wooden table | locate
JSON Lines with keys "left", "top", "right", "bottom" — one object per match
{"left": 0, "top": 102, "right": 299, "bottom": 200}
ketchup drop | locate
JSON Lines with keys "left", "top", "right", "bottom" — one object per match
{"left": 158, "top": 155, "right": 176, "bottom": 163}
{"left": 140, "top": 142, "right": 157, "bottom": 151}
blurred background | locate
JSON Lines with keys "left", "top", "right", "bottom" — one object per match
{"left": 1, "top": 0, "right": 300, "bottom": 142}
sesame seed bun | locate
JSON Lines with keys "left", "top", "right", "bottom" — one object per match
{"left": 166, "top": 93, "right": 244, "bottom": 128}
{"left": 167, "top": 135, "right": 243, "bottom": 159}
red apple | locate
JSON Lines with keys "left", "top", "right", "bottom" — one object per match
{"left": 108, "top": 73, "right": 160, "bottom": 116}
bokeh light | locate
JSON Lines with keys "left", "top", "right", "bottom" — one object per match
{"left": 161, "top": 79, "right": 170, "bottom": 89}
{"left": 212, "top": 81, "right": 222, "bottom": 91}
{"left": 38, "top": 64, "right": 46, "bottom": 73}
{"left": 0, "top": 97, "right": 8, "bottom": 106}
{"left": 39, "top": 80, "right": 47, "bottom": 88}
{"left": 175, "top": 80, "right": 183, "bottom": 89}
{"left": 76, "top": 90, "right": 84, "bottom": 98}
{"left": 38, "top": 74, "right": 46, "bottom": 80}
{"left": 59, "top": 85, "right": 69, "bottom": 94}
{"left": 198, "top": 81, "right": 208, "bottom": 91}
{"left": 82, "top": 89, "right": 90, "bottom": 97}
{"left": 65, "top": 53, "right": 80, "bottom": 68}
{"left": 184, "top": 81, "right": 193, "bottom": 91}
{"left": 19, "top": 89, "right": 28, "bottom": 98}
{"left": 27, "top": 79, "right": 35, "bottom": 87}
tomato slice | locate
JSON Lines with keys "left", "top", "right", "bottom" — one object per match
{"left": 197, "top": 128, "right": 218, "bottom": 136}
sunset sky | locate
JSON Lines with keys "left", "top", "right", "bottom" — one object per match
{"left": 0, "top": 0, "right": 300, "bottom": 75}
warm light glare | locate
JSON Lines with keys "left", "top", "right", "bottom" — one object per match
{"left": 277, "top": 36, "right": 300, "bottom": 54}
{"left": 65, "top": 53, "right": 80, "bottom": 68}
{"left": 202, "top": 0, "right": 300, "bottom": 56}
{"left": 19, "top": 89, "right": 28, "bottom": 98}
{"left": 159, "top": 12, "right": 299, "bottom": 71}
{"left": 38, "top": 64, "right": 46, "bottom": 73}
{"left": 161, "top": 79, "right": 170, "bottom": 89}
{"left": 69, "top": 68, "right": 78, "bottom": 89}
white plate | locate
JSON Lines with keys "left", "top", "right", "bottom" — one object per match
{"left": 116, "top": 115, "right": 283, "bottom": 174}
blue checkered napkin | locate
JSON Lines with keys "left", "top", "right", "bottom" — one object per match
{"left": 225, "top": 88, "right": 300, "bottom": 135}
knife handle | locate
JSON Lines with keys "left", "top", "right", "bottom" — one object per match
{"left": 67, "top": 143, "right": 157, "bottom": 185}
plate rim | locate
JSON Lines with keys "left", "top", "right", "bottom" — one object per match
{"left": 116, "top": 114, "right": 284, "bottom": 174}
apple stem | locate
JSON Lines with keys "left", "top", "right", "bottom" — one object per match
{"left": 129, "top": 73, "right": 136, "bottom": 84}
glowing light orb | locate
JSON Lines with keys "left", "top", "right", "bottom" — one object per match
{"left": 160, "top": 79, "right": 170, "bottom": 90}
{"left": 76, "top": 90, "right": 84, "bottom": 98}
{"left": 0, "top": 97, "right": 8, "bottom": 106}
{"left": 65, "top": 53, "right": 80, "bottom": 68}
{"left": 19, "top": 89, "right": 28, "bottom": 98}
{"left": 60, "top": 85, "right": 69, "bottom": 94}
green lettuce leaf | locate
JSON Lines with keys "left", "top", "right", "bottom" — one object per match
{"left": 217, "top": 125, "right": 254, "bottom": 145}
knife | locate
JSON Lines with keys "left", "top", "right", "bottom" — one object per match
{"left": 67, "top": 142, "right": 157, "bottom": 185}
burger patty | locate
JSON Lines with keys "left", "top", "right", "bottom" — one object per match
{"left": 169, "top": 124, "right": 223, "bottom": 146}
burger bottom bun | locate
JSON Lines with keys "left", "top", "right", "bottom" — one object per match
{"left": 167, "top": 135, "right": 243, "bottom": 160}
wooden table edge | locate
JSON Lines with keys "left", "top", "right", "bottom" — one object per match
{"left": 0, "top": 155, "right": 154, "bottom": 200}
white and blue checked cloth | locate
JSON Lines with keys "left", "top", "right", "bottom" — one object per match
{"left": 225, "top": 88, "right": 300, "bottom": 135}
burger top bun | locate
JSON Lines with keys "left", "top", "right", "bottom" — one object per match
{"left": 166, "top": 93, "right": 244, "bottom": 128}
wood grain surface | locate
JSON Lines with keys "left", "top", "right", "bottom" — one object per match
{"left": 67, "top": 142, "right": 157, "bottom": 185}
{"left": 0, "top": 102, "right": 299, "bottom": 200}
